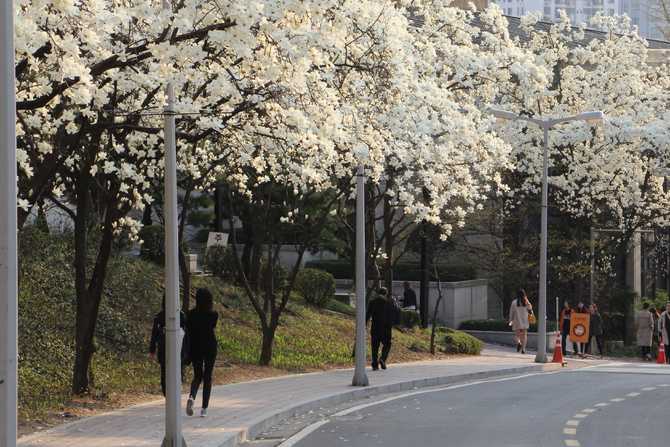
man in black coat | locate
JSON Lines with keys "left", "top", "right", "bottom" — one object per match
{"left": 366, "top": 287, "right": 397, "bottom": 371}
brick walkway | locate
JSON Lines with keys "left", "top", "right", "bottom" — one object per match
{"left": 18, "top": 349, "right": 553, "bottom": 447}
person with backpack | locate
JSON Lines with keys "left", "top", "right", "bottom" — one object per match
{"left": 366, "top": 287, "right": 399, "bottom": 371}
{"left": 508, "top": 289, "right": 533, "bottom": 354}
{"left": 149, "top": 295, "right": 188, "bottom": 397}
{"left": 186, "top": 288, "right": 219, "bottom": 417}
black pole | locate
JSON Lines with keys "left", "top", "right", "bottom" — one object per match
{"left": 420, "top": 222, "right": 429, "bottom": 328}
{"left": 214, "top": 186, "right": 223, "bottom": 232}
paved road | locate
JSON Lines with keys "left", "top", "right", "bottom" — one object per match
{"left": 18, "top": 349, "right": 547, "bottom": 447}
{"left": 292, "top": 363, "right": 670, "bottom": 447}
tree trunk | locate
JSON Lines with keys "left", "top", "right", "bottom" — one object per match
{"left": 419, "top": 223, "right": 429, "bottom": 328}
{"left": 430, "top": 275, "right": 444, "bottom": 355}
{"left": 614, "top": 242, "right": 635, "bottom": 346}
{"left": 142, "top": 203, "right": 152, "bottom": 226}
{"left": 72, "top": 182, "right": 117, "bottom": 394}
{"left": 383, "top": 195, "right": 394, "bottom": 296}
{"left": 72, "top": 297, "right": 97, "bottom": 394}
{"left": 213, "top": 186, "right": 223, "bottom": 232}
{"left": 259, "top": 322, "right": 277, "bottom": 366}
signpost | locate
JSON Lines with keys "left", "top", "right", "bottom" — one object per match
{"left": 206, "top": 232, "right": 229, "bottom": 249}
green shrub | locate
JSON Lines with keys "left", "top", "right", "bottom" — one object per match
{"left": 304, "top": 260, "right": 476, "bottom": 281}
{"left": 296, "top": 268, "right": 336, "bottom": 307}
{"left": 400, "top": 309, "right": 421, "bottom": 328}
{"left": 458, "top": 319, "right": 557, "bottom": 333}
{"left": 204, "top": 245, "right": 238, "bottom": 281}
{"left": 443, "top": 329, "right": 483, "bottom": 355}
{"left": 139, "top": 225, "right": 164, "bottom": 264}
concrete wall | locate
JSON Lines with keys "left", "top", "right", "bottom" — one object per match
{"left": 335, "top": 279, "right": 491, "bottom": 327}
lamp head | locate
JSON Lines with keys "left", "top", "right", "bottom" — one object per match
{"left": 579, "top": 111, "right": 604, "bottom": 123}
{"left": 489, "top": 108, "right": 519, "bottom": 122}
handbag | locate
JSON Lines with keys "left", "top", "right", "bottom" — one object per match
{"left": 528, "top": 311, "right": 537, "bottom": 325}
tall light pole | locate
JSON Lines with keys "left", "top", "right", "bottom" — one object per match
{"left": 489, "top": 108, "right": 604, "bottom": 363}
{"left": 0, "top": 1, "right": 18, "bottom": 446}
{"left": 352, "top": 150, "right": 369, "bottom": 387}
{"left": 161, "top": 1, "right": 186, "bottom": 446}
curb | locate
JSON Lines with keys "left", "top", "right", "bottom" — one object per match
{"left": 221, "top": 363, "right": 555, "bottom": 447}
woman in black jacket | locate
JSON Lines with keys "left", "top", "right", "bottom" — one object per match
{"left": 186, "top": 288, "right": 219, "bottom": 417}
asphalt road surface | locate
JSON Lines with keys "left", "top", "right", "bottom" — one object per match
{"left": 292, "top": 362, "right": 670, "bottom": 447}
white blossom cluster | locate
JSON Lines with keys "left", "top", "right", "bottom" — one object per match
{"left": 495, "top": 11, "right": 670, "bottom": 233}
{"left": 15, "top": 1, "right": 670, "bottom": 240}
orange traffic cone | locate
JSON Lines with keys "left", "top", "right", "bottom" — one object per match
{"left": 657, "top": 337, "right": 666, "bottom": 365}
{"left": 552, "top": 333, "right": 566, "bottom": 366}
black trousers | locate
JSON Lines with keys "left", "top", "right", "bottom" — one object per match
{"left": 371, "top": 334, "right": 391, "bottom": 367}
{"left": 665, "top": 345, "right": 670, "bottom": 364}
{"left": 587, "top": 336, "right": 603, "bottom": 355}
{"left": 190, "top": 351, "right": 217, "bottom": 409}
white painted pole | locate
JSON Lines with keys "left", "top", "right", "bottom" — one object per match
{"left": 535, "top": 125, "right": 549, "bottom": 363}
{"left": 0, "top": 1, "right": 18, "bottom": 446}
{"left": 352, "top": 163, "right": 369, "bottom": 387}
{"left": 161, "top": 1, "right": 185, "bottom": 446}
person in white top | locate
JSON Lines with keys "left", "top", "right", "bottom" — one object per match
{"left": 509, "top": 289, "right": 533, "bottom": 354}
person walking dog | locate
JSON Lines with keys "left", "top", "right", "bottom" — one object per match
{"left": 509, "top": 289, "right": 533, "bottom": 354}
{"left": 186, "top": 288, "right": 219, "bottom": 417}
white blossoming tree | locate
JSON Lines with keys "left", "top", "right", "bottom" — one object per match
{"left": 493, "top": 12, "right": 670, "bottom": 344}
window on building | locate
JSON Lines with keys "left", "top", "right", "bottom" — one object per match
{"left": 544, "top": 6, "right": 551, "bottom": 14}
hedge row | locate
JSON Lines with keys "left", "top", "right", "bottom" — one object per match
{"left": 458, "top": 319, "right": 558, "bottom": 333}
{"left": 304, "top": 260, "right": 477, "bottom": 281}
{"left": 443, "top": 328, "right": 483, "bottom": 355}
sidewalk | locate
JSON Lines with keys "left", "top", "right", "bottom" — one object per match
{"left": 18, "top": 349, "right": 560, "bottom": 447}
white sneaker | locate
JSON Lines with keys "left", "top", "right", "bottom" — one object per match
{"left": 186, "top": 398, "right": 194, "bottom": 416}
{"left": 200, "top": 408, "right": 207, "bottom": 418}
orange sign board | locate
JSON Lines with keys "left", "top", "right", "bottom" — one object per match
{"left": 570, "top": 313, "right": 590, "bottom": 343}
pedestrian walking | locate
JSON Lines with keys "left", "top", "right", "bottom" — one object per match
{"left": 402, "top": 281, "right": 417, "bottom": 310}
{"left": 653, "top": 307, "right": 662, "bottom": 345}
{"left": 587, "top": 304, "right": 604, "bottom": 357}
{"left": 149, "top": 296, "right": 187, "bottom": 397}
{"left": 574, "top": 302, "right": 589, "bottom": 356}
{"left": 659, "top": 302, "right": 670, "bottom": 365}
{"left": 508, "top": 289, "right": 533, "bottom": 354}
{"left": 559, "top": 301, "right": 574, "bottom": 356}
{"left": 636, "top": 302, "right": 655, "bottom": 361}
{"left": 366, "top": 287, "right": 399, "bottom": 370}
{"left": 186, "top": 288, "right": 219, "bottom": 418}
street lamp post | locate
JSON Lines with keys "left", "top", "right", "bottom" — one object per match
{"left": 161, "top": 1, "right": 186, "bottom": 446}
{"left": 352, "top": 161, "right": 369, "bottom": 387}
{"left": 0, "top": 2, "right": 18, "bottom": 447}
{"left": 489, "top": 108, "right": 604, "bottom": 363}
